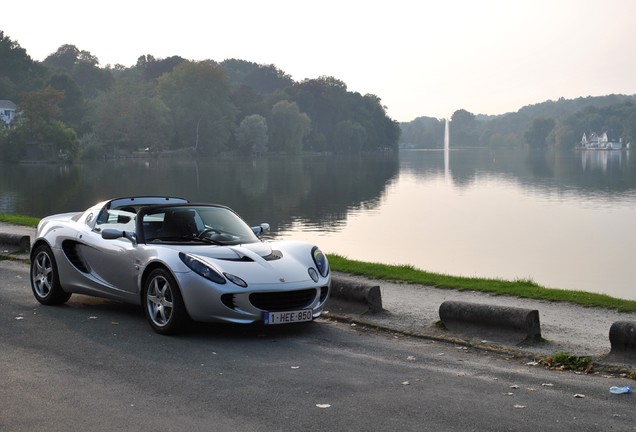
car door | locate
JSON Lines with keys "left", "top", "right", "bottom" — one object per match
{"left": 76, "top": 209, "right": 140, "bottom": 302}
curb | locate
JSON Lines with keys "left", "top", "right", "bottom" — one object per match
{"left": 609, "top": 321, "right": 636, "bottom": 356}
{"left": 0, "top": 233, "right": 30, "bottom": 251}
{"left": 329, "top": 275, "right": 383, "bottom": 312}
{"left": 439, "top": 300, "right": 541, "bottom": 344}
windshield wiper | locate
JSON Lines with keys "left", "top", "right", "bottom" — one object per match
{"left": 149, "top": 236, "right": 222, "bottom": 245}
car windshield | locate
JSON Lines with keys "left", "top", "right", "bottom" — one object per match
{"left": 141, "top": 205, "right": 260, "bottom": 245}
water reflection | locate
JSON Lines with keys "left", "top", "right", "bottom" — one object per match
{"left": 579, "top": 149, "right": 628, "bottom": 172}
{"left": 0, "top": 155, "right": 400, "bottom": 232}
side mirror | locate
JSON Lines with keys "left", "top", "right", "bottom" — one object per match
{"left": 102, "top": 228, "right": 136, "bottom": 244}
{"left": 251, "top": 223, "right": 270, "bottom": 237}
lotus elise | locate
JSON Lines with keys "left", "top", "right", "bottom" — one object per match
{"left": 30, "top": 197, "right": 331, "bottom": 334}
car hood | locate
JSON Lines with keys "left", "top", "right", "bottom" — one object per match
{"left": 174, "top": 241, "right": 313, "bottom": 285}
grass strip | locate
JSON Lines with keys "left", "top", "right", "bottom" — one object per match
{"left": 328, "top": 254, "right": 636, "bottom": 312}
{"left": 0, "top": 213, "right": 39, "bottom": 227}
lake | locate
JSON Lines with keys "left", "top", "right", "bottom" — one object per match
{"left": 1, "top": 148, "right": 635, "bottom": 300}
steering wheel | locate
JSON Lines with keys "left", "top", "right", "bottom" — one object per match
{"left": 197, "top": 228, "right": 220, "bottom": 239}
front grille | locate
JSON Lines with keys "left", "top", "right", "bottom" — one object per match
{"left": 319, "top": 286, "right": 329, "bottom": 302}
{"left": 250, "top": 289, "right": 316, "bottom": 311}
{"left": 221, "top": 294, "right": 236, "bottom": 310}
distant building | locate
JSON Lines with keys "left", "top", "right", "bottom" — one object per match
{"left": 0, "top": 100, "right": 17, "bottom": 127}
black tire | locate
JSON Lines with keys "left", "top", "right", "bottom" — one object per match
{"left": 143, "top": 268, "right": 188, "bottom": 335}
{"left": 30, "top": 244, "right": 71, "bottom": 305}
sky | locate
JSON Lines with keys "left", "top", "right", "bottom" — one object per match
{"left": 2, "top": 0, "right": 636, "bottom": 122}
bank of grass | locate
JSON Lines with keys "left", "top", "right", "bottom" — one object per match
{"left": 0, "top": 213, "right": 39, "bottom": 227}
{"left": 328, "top": 254, "right": 636, "bottom": 312}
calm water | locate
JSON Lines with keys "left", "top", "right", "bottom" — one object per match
{"left": 1, "top": 149, "right": 635, "bottom": 300}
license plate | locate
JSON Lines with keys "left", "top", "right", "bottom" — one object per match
{"left": 264, "top": 309, "right": 313, "bottom": 325}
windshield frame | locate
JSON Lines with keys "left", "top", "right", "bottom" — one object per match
{"left": 136, "top": 203, "right": 261, "bottom": 246}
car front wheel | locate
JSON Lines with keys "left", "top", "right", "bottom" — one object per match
{"left": 30, "top": 244, "right": 71, "bottom": 305}
{"left": 143, "top": 268, "right": 188, "bottom": 335}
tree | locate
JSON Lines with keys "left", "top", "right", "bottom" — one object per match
{"left": 7, "top": 87, "right": 79, "bottom": 161}
{"left": 268, "top": 100, "right": 310, "bottom": 154}
{"left": 19, "top": 86, "right": 64, "bottom": 123}
{"left": 524, "top": 118, "right": 555, "bottom": 149}
{"left": 333, "top": 120, "right": 367, "bottom": 154}
{"left": 48, "top": 73, "right": 85, "bottom": 132}
{"left": 43, "top": 44, "right": 113, "bottom": 98}
{"left": 92, "top": 77, "right": 172, "bottom": 154}
{"left": 0, "top": 31, "right": 44, "bottom": 99}
{"left": 450, "top": 109, "right": 478, "bottom": 147}
{"left": 136, "top": 55, "right": 186, "bottom": 81}
{"left": 157, "top": 61, "right": 236, "bottom": 154}
{"left": 235, "top": 114, "right": 268, "bottom": 155}
{"left": 43, "top": 44, "right": 81, "bottom": 71}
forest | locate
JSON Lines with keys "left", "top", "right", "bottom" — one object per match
{"left": 0, "top": 31, "right": 401, "bottom": 162}
{"left": 401, "top": 94, "right": 636, "bottom": 150}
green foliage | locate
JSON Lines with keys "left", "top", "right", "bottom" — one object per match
{"left": 0, "top": 30, "right": 404, "bottom": 161}
{"left": 43, "top": 44, "right": 113, "bottom": 98}
{"left": 524, "top": 117, "right": 555, "bottom": 148}
{"left": 268, "top": 100, "right": 310, "bottom": 154}
{"left": 543, "top": 352, "right": 592, "bottom": 371}
{"left": 92, "top": 77, "right": 172, "bottom": 154}
{"left": 235, "top": 114, "right": 268, "bottom": 155}
{"left": 48, "top": 73, "right": 85, "bottom": 132}
{"left": 79, "top": 132, "right": 107, "bottom": 159}
{"left": 0, "top": 31, "right": 45, "bottom": 99}
{"left": 157, "top": 61, "right": 236, "bottom": 154}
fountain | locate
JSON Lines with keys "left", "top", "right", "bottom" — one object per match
{"left": 444, "top": 118, "right": 450, "bottom": 179}
{"left": 444, "top": 118, "right": 450, "bottom": 151}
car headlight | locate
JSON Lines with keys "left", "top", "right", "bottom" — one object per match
{"left": 311, "top": 246, "right": 329, "bottom": 278}
{"left": 179, "top": 252, "right": 226, "bottom": 284}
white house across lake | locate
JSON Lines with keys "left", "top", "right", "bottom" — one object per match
{"left": 0, "top": 100, "right": 16, "bottom": 127}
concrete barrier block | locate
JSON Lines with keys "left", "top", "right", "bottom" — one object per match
{"left": 439, "top": 300, "right": 541, "bottom": 344}
{"left": 328, "top": 275, "right": 383, "bottom": 313}
{"left": 0, "top": 233, "right": 30, "bottom": 251}
{"left": 609, "top": 321, "right": 636, "bottom": 357}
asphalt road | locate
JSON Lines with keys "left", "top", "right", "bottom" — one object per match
{"left": 1, "top": 260, "right": 634, "bottom": 432}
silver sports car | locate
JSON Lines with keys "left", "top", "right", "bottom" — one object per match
{"left": 30, "top": 197, "right": 331, "bottom": 334}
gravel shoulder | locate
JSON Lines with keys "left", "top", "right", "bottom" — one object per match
{"left": 328, "top": 272, "right": 636, "bottom": 363}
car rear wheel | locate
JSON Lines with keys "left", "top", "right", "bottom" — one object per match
{"left": 143, "top": 268, "right": 188, "bottom": 335}
{"left": 30, "top": 244, "right": 72, "bottom": 305}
